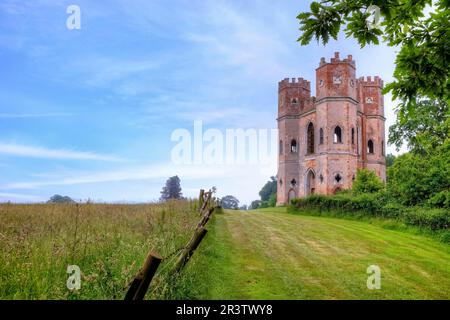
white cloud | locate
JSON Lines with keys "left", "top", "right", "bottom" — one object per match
{"left": 0, "top": 192, "right": 45, "bottom": 202}
{"left": 0, "top": 143, "right": 122, "bottom": 161}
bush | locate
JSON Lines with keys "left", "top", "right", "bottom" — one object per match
{"left": 291, "top": 193, "right": 450, "bottom": 231}
{"left": 352, "top": 169, "right": 385, "bottom": 194}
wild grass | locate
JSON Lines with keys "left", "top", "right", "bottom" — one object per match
{"left": 0, "top": 200, "right": 201, "bottom": 300}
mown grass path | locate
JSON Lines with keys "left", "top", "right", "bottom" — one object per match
{"left": 200, "top": 208, "right": 450, "bottom": 299}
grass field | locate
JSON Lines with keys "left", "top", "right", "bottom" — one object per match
{"left": 190, "top": 207, "right": 450, "bottom": 299}
{"left": 0, "top": 201, "right": 200, "bottom": 299}
{"left": 1, "top": 203, "right": 449, "bottom": 300}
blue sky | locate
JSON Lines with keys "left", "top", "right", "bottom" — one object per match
{"left": 0, "top": 0, "right": 401, "bottom": 205}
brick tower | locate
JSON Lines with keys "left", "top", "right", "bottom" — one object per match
{"left": 277, "top": 52, "right": 386, "bottom": 205}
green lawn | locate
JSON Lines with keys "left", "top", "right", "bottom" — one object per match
{"left": 191, "top": 207, "right": 450, "bottom": 299}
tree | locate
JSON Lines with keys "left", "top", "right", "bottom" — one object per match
{"left": 297, "top": 1, "right": 450, "bottom": 117}
{"left": 385, "top": 153, "right": 396, "bottom": 167}
{"left": 221, "top": 195, "right": 240, "bottom": 209}
{"left": 259, "top": 176, "right": 277, "bottom": 202}
{"left": 160, "top": 176, "right": 183, "bottom": 201}
{"left": 389, "top": 99, "right": 449, "bottom": 154}
{"left": 47, "top": 194, "right": 75, "bottom": 204}
{"left": 250, "top": 200, "right": 262, "bottom": 210}
{"left": 239, "top": 205, "right": 248, "bottom": 210}
{"left": 352, "top": 168, "right": 384, "bottom": 194}
{"left": 387, "top": 140, "right": 450, "bottom": 207}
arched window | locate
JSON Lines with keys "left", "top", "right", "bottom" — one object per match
{"left": 307, "top": 123, "right": 315, "bottom": 154}
{"left": 291, "top": 98, "right": 298, "bottom": 104}
{"left": 319, "top": 128, "right": 324, "bottom": 144}
{"left": 279, "top": 140, "right": 283, "bottom": 155}
{"left": 335, "top": 173, "right": 342, "bottom": 183}
{"left": 381, "top": 140, "right": 385, "bottom": 156}
{"left": 334, "top": 126, "right": 342, "bottom": 143}
{"left": 290, "top": 139, "right": 298, "bottom": 153}
{"left": 351, "top": 128, "right": 355, "bottom": 145}
{"left": 368, "top": 140, "right": 374, "bottom": 154}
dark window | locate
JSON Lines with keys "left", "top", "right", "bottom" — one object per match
{"left": 290, "top": 179, "right": 297, "bottom": 187}
{"left": 335, "top": 174, "right": 342, "bottom": 183}
{"left": 319, "top": 174, "right": 324, "bottom": 183}
{"left": 290, "top": 139, "right": 297, "bottom": 153}
{"left": 334, "top": 126, "right": 342, "bottom": 143}
{"left": 351, "top": 128, "right": 355, "bottom": 145}
{"left": 381, "top": 140, "right": 385, "bottom": 156}
{"left": 357, "top": 127, "right": 360, "bottom": 155}
{"left": 368, "top": 140, "right": 374, "bottom": 154}
{"left": 279, "top": 140, "right": 283, "bottom": 155}
{"left": 307, "top": 123, "right": 315, "bottom": 154}
{"left": 279, "top": 179, "right": 283, "bottom": 186}
{"left": 319, "top": 128, "right": 324, "bottom": 144}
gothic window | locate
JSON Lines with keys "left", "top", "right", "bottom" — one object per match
{"left": 381, "top": 140, "right": 385, "bottom": 156}
{"left": 290, "top": 179, "right": 297, "bottom": 187}
{"left": 351, "top": 128, "right": 355, "bottom": 145}
{"left": 368, "top": 140, "right": 374, "bottom": 154}
{"left": 319, "top": 128, "right": 324, "bottom": 145}
{"left": 279, "top": 140, "right": 283, "bottom": 155}
{"left": 334, "top": 126, "right": 342, "bottom": 143}
{"left": 357, "top": 127, "right": 360, "bottom": 155}
{"left": 291, "top": 98, "right": 298, "bottom": 104}
{"left": 307, "top": 122, "right": 315, "bottom": 154}
{"left": 319, "top": 174, "right": 324, "bottom": 183}
{"left": 279, "top": 179, "right": 283, "bottom": 186}
{"left": 290, "top": 139, "right": 298, "bottom": 153}
{"left": 335, "top": 174, "right": 342, "bottom": 183}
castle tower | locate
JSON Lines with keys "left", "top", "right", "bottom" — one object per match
{"left": 277, "top": 53, "right": 386, "bottom": 205}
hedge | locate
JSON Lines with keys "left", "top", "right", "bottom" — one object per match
{"left": 290, "top": 193, "right": 450, "bottom": 231}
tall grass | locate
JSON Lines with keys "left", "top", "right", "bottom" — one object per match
{"left": 0, "top": 200, "right": 201, "bottom": 300}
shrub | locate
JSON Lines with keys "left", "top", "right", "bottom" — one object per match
{"left": 352, "top": 168, "right": 385, "bottom": 194}
{"left": 290, "top": 193, "right": 450, "bottom": 231}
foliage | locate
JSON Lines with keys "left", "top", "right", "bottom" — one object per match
{"left": 160, "top": 176, "right": 183, "bottom": 201}
{"left": 221, "top": 195, "right": 240, "bottom": 210}
{"left": 389, "top": 99, "right": 450, "bottom": 154}
{"left": 352, "top": 168, "right": 385, "bottom": 194}
{"left": 385, "top": 153, "right": 396, "bottom": 167}
{"left": 297, "top": 0, "right": 450, "bottom": 117}
{"left": 47, "top": 194, "right": 75, "bottom": 204}
{"left": 387, "top": 140, "right": 450, "bottom": 207}
{"left": 268, "top": 193, "right": 277, "bottom": 207}
{"left": 291, "top": 193, "right": 449, "bottom": 231}
{"left": 249, "top": 200, "right": 262, "bottom": 210}
{"left": 258, "top": 176, "right": 277, "bottom": 202}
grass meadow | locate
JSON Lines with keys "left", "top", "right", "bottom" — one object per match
{"left": 0, "top": 201, "right": 202, "bottom": 300}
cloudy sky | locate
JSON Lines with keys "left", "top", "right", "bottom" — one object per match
{"left": 0, "top": 0, "right": 401, "bottom": 204}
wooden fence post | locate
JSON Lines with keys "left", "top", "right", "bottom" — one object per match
{"left": 173, "top": 227, "right": 208, "bottom": 274}
{"left": 198, "top": 189, "right": 205, "bottom": 211}
{"left": 125, "top": 252, "right": 162, "bottom": 301}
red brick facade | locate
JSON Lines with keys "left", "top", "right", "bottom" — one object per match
{"left": 277, "top": 52, "right": 386, "bottom": 205}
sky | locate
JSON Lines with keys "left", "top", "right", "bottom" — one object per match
{"left": 0, "top": 0, "right": 404, "bottom": 205}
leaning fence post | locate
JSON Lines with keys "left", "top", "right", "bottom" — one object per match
{"left": 173, "top": 227, "right": 208, "bottom": 274}
{"left": 125, "top": 252, "right": 162, "bottom": 301}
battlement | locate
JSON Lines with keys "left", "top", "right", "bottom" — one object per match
{"left": 319, "top": 52, "right": 356, "bottom": 67}
{"left": 278, "top": 77, "right": 311, "bottom": 91}
{"left": 358, "top": 76, "right": 383, "bottom": 87}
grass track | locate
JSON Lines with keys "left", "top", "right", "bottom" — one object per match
{"left": 196, "top": 207, "right": 450, "bottom": 299}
